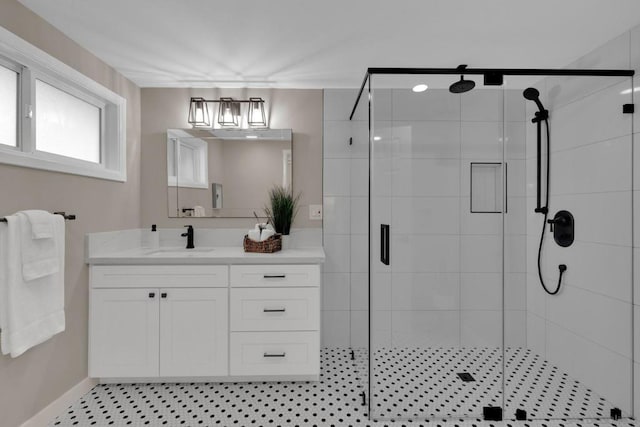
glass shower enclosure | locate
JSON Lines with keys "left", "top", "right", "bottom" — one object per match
{"left": 350, "top": 67, "right": 635, "bottom": 422}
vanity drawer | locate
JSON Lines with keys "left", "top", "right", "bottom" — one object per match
{"left": 229, "top": 331, "right": 319, "bottom": 376}
{"left": 230, "top": 288, "right": 319, "bottom": 331}
{"left": 91, "top": 265, "right": 229, "bottom": 288}
{"left": 230, "top": 264, "right": 320, "bottom": 287}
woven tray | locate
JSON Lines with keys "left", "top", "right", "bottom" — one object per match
{"left": 243, "top": 234, "right": 282, "bottom": 253}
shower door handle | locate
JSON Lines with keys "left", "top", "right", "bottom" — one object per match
{"left": 381, "top": 224, "right": 390, "bottom": 265}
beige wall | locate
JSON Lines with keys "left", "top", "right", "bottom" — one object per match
{"left": 0, "top": 2, "right": 141, "bottom": 426}
{"left": 141, "top": 88, "right": 323, "bottom": 229}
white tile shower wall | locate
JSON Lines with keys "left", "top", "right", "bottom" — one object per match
{"left": 323, "top": 88, "right": 527, "bottom": 350}
{"left": 323, "top": 89, "right": 361, "bottom": 347}
{"left": 525, "top": 26, "right": 637, "bottom": 415}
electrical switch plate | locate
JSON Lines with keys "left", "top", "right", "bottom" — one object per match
{"left": 309, "top": 204, "right": 323, "bottom": 220}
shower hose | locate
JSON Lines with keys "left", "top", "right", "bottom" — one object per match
{"left": 537, "top": 118, "right": 566, "bottom": 295}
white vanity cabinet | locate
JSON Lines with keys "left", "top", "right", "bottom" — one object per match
{"left": 89, "top": 265, "right": 229, "bottom": 379}
{"left": 88, "top": 260, "right": 322, "bottom": 382}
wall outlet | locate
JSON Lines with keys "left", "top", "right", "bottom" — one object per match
{"left": 309, "top": 204, "right": 323, "bottom": 220}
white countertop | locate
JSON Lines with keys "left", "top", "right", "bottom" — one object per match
{"left": 87, "top": 246, "right": 325, "bottom": 265}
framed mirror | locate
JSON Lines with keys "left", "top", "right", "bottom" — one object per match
{"left": 167, "top": 128, "right": 292, "bottom": 218}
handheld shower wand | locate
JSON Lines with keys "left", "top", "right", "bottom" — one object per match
{"left": 523, "top": 87, "right": 547, "bottom": 115}
{"left": 523, "top": 88, "right": 549, "bottom": 214}
{"left": 523, "top": 87, "right": 566, "bottom": 295}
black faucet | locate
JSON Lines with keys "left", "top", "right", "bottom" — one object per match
{"left": 181, "top": 225, "right": 194, "bottom": 249}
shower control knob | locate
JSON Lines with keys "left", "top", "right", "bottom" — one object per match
{"left": 547, "top": 216, "right": 567, "bottom": 232}
{"left": 549, "top": 210, "right": 574, "bottom": 247}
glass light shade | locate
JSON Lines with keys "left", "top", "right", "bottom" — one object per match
{"left": 218, "top": 97, "right": 240, "bottom": 127}
{"left": 187, "top": 97, "right": 210, "bottom": 127}
{"left": 247, "top": 97, "right": 267, "bottom": 127}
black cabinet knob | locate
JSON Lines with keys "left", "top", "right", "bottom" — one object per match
{"left": 148, "top": 292, "right": 155, "bottom": 298}
{"left": 161, "top": 293, "right": 167, "bottom": 298}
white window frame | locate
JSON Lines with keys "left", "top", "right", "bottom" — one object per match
{"left": 0, "top": 26, "right": 126, "bottom": 182}
{"left": 0, "top": 55, "right": 21, "bottom": 149}
{"left": 167, "top": 133, "right": 209, "bottom": 189}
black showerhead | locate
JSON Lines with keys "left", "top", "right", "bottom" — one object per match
{"left": 523, "top": 87, "right": 540, "bottom": 101}
{"left": 449, "top": 76, "right": 475, "bottom": 94}
{"left": 523, "top": 87, "right": 546, "bottom": 113}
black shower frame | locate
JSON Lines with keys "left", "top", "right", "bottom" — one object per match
{"left": 351, "top": 66, "right": 635, "bottom": 422}
{"left": 350, "top": 67, "right": 634, "bottom": 120}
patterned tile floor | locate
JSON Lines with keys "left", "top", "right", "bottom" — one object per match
{"left": 367, "top": 347, "right": 620, "bottom": 421}
{"left": 49, "top": 348, "right": 634, "bottom": 427}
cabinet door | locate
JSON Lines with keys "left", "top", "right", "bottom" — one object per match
{"left": 89, "top": 288, "right": 159, "bottom": 378}
{"left": 159, "top": 288, "right": 228, "bottom": 377}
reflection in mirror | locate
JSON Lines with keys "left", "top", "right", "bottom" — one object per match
{"left": 167, "top": 128, "right": 292, "bottom": 218}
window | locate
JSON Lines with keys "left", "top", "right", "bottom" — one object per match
{"left": 0, "top": 61, "right": 18, "bottom": 147}
{"left": 0, "top": 26, "right": 126, "bottom": 181}
{"left": 167, "top": 136, "right": 208, "bottom": 189}
{"left": 35, "top": 79, "right": 101, "bottom": 163}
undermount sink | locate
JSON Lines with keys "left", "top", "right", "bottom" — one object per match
{"left": 145, "top": 247, "right": 215, "bottom": 256}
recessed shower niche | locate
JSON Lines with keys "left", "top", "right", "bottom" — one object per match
{"left": 470, "top": 162, "right": 505, "bottom": 213}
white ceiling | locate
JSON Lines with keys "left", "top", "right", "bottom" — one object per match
{"left": 17, "top": 0, "right": 640, "bottom": 88}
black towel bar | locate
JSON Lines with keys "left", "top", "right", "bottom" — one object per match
{"left": 0, "top": 211, "right": 77, "bottom": 223}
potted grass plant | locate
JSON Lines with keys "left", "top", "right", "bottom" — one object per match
{"left": 265, "top": 185, "right": 300, "bottom": 236}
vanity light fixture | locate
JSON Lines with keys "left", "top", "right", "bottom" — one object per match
{"left": 248, "top": 97, "right": 267, "bottom": 127}
{"left": 187, "top": 97, "right": 268, "bottom": 128}
{"left": 187, "top": 97, "right": 210, "bottom": 127}
{"left": 218, "top": 97, "right": 240, "bottom": 127}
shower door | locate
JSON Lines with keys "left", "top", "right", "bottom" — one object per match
{"left": 502, "top": 73, "right": 635, "bottom": 421}
{"left": 368, "top": 74, "right": 507, "bottom": 421}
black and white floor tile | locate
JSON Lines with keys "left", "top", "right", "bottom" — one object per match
{"left": 368, "top": 347, "right": 617, "bottom": 421}
{"left": 49, "top": 348, "right": 634, "bottom": 427}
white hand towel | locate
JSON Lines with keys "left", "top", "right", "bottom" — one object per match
{"left": 21, "top": 209, "right": 54, "bottom": 239}
{"left": 248, "top": 229, "right": 261, "bottom": 242}
{"left": 260, "top": 229, "right": 275, "bottom": 241}
{"left": 0, "top": 215, "right": 65, "bottom": 358}
{"left": 16, "top": 211, "right": 59, "bottom": 281}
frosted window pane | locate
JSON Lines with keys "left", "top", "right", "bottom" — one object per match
{"left": 179, "top": 145, "right": 196, "bottom": 182}
{"left": 0, "top": 65, "right": 18, "bottom": 147}
{"left": 167, "top": 139, "right": 176, "bottom": 177}
{"left": 35, "top": 79, "right": 100, "bottom": 163}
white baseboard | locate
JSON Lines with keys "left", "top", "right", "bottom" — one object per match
{"left": 20, "top": 377, "right": 97, "bottom": 427}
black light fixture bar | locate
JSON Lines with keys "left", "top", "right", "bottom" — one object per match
{"left": 349, "top": 67, "right": 635, "bottom": 120}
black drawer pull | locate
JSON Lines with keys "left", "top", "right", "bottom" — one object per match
{"left": 263, "top": 352, "right": 286, "bottom": 358}
{"left": 263, "top": 307, "right": 286, "bottom": 313}
{"left": 148, "top": 292, "right": 155, "bottom": 298}
{"left": 263, "top": 274, "right": 286, "bottom": 279}
{"left": 161, "top": 293, "right": 167, "bottom": 298}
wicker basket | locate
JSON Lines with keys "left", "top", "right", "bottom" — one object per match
{"left": 243, "top": 234, "right": 282, "bottom": 253}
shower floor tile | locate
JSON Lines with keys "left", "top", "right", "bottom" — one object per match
{"left": 49, "top": 348, "right": 633, "bottom": 427}
{"left": 368, "top": 347, "right": 619, "bottom": 421}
